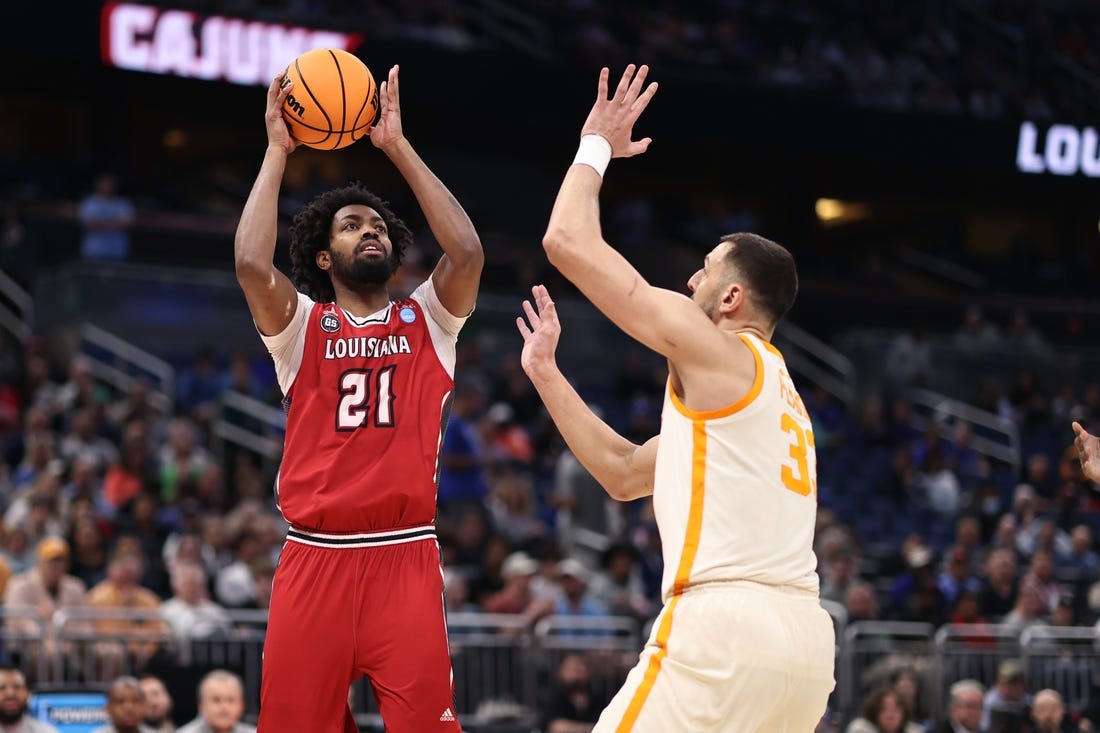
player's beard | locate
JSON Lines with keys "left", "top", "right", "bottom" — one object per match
{"left": 330, "top": 245, "right": 396, "bottom": 286}
{"left": 0, "top": 702, "right": 27, "bottom": 724}
{"left": 144, "top": 713, "right": 168, "bottom": 727}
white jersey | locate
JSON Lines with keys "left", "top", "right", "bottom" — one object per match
{"left": 654, "top": 332, "right": 820, "bottom": 600}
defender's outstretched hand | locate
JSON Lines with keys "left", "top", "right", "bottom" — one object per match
{"left": 1073, "top": 421, "right": 1100, "bottom": 482}
{"left": 370, "top": 65, "right": 405, "bottom": 151}
{"left": 516, "top": 285, "right": 561, "bottom": 379}
{"left": 267, "top": 75, "right": 299, "bottom": 154}
{"left": 580, "top": 64, "right": 659, "bottom": 159}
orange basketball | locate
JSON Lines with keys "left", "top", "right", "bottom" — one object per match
{"left": 281, "top": 48, "right": 378, "bottom": 151}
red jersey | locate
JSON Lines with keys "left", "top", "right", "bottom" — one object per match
{"left": 262, "top": 280, "right": 466, "bottom": 532}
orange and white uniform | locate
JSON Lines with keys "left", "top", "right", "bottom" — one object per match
{"left": 595, "top": 333, "right": 835, "bottom": 732}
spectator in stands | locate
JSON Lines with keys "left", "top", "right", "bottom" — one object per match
{"left": 981, "top": 659, "right": 1031, "bottom": 732}
{"left": 160, "top": 562, "right": 231, "bottom": 647}
{"left": 821, "top": 549, "right": 858, "bottom": 605}
{"left": 954, "top": 516, "right": 987, "bottom": 575}
{"left": 54, "top": 357, "right": 106, "bottom": 417}
{"left": 0, "top": 665, "right": 59, "bottom": 732}
{"left": 63, "top": 456, "right": 108, "bottom": 517}
{"left": 933, "top": 679, "right": 984, "bottom": 733}
{"left": 156, "top": 418, "right": 211, "bottom": 504}
{"left": 844, "top": 582, "right": 880, "bottom": 622}
{"left": 845, "top": 685, "right": 925, "bottom": 733}
{"left": 480, "top": 402, "right": 535, "bottom": 469}
{"left": 4, "top": 537, "right": 87, "bottom": 668}
{"left": 954, "top": 305, "right": 1002, "bottom": 352}
{"left": 3, "top": 405, "right": 49, "bottom": 482}
{"left": 213, "top": 532, "right": 262, "bottom": 609}
{"left": 1006, "top": 308, "right": 1047, "bottom": 354}
{"left": 486, "top": 467, "right": 547, "bottom": 546}
{"left": 587, "top": 542, "right": 655, "bottom": 623}
{"left": 978, "top": 547, "right": 1019, "bottom": 621}
{"left": 482, "top": 551, "right": 553, "bottom": 626}
{"left": 77, "top": 173, "right": 135, "bottom": 262}
{"left": 949, "top": 591, "right": 994, "bottom": 645}
{"left": 69, "top": 515, "right": 109, "bottom": 587}
{"left": 93, "top": 675, "right": 153, "bottom": 733}
{"left": 552, "top": 558, "right": 609, "bottom": 624}
{"left": 937, "top": 546, "right": 981, "bottom": 611}
{"left": 464, "top": 533, "right": 509, "bottom": 607}
{"left": 889, "top": 541, "right": 946, "bottom": 624}
{"left": 884, "top": 326, "right": 932, "bottom": 392}
{"left": 10, "top": 431, "right": 56, "bottom": 494}
{"left": 1058, "top": 525, "right": 1098, "bottom": 579}
{"left": 103, "top": 421, "right": 154, "bottom": 512}
{"left": 106, "top": 380, "right": 162, "bottom": 437}
{"left": 1001, "top": 583, "right": 1050, "bottom": 635}
{"left": 892, "top": 667, "right": 932, "bottom": 731}
{"left": 86, "top": 550, "right": 169, "bottom": 672}
{"left": 541, "top": 652, "right": 608, "bottom": 733}
{"left": 1020, "top": 550, "right": 1062, "bottom": 614}
{"left": 442, "top": 568, "right": 478, "bottom": 613}
{"left": 175, "top": 349, "right": 223, "bottom": 425}
{"left": 436, "top": 378, "right": 489, "bottom": 520}
{"left": 59, "top": 406, "right": 118, "bottom": 476}
{"left": 138, "top": 675, "right": 174, "bottom": 733}
{"left": 1029, "top": 689, "right": 1070, "bottom": 733}
{"left": 176, "top": 670, "right": 255, "bottom": 733}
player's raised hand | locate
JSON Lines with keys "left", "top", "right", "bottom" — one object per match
{"left": 516, "top": 285, "right": 562, "bottom": 380}
{"left": 580, "top": 64, "right": 658, "bottom": 159}
{"left": 370, "top": 65, "right": 405, "bottom": 151}
{"left": 1073, "top": 421, "right": 1100, "bottom": 482}
{"left": 267, "top": 75, "right": 299, "bottom": 154}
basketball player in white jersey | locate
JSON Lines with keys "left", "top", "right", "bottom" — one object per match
{"left": 515, "top": 65, "right": 835, "bottom": 731}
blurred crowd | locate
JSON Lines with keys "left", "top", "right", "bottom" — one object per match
{"left": 174, "top": 0, "right": 1100, "bottom": 122}
{"left": 0, "top": 284, "right": 1099, "bottom": 728}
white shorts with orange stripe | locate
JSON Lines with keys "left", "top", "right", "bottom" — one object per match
{"left": 594, "top": 581, "right": 835, "bottom": 733}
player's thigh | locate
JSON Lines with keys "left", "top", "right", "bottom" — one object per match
{"left": 358, "top": 540, "right": 459, "bottom": 732}
{"left": 258, "top": 543, "right": 358, "bottom": 731}
{"left": 595, "top": 587, "right": 833, "bottom": 733}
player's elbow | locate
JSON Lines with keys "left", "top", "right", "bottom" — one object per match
{"left": 542, "top": 227, "right": 578, "bottom": 267}
{"left": 234, "top": 253, "right": 270, "bottom": 287}
{"left": 604, "top": 475, "right": 650, "bottom": 502}
{"left": 452, "top": 237, "right": 485, "bottom": 273}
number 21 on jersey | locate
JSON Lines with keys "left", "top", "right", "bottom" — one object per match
{"left": 780, "top": 412, "right": 817, "bottom": 497}
{"left": 336, "top": 366, "right": 396, "bottom": 431}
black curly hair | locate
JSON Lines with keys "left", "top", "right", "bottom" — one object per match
{"left": 288, "top": 182, "right": 414, "bottom": 303}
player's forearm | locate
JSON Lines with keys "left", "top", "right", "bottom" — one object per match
{"left": 525, "top": 359, "right": 639, "bottom": 500}
{"left": 382, "top": 138, "right": 483, "bottom": 267}
{"left": 542, "top": 165, "right": 605, "bottom": 282}
{"left": 235, "top": 145, "right": 287, "bottom": 276}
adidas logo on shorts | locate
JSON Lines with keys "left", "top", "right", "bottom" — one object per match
{"left": 440, "top": 707, "right": 456, "bottom": 722}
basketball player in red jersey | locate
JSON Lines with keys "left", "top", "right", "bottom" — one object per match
{"left": 235, "top": 65, "right": 482, "bottom": 732}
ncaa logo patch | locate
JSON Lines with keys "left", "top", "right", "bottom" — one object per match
{"left": 320, "top": 313, "right": 341, "bottom": 333}
{"left": 399, "top": 307, "right": 416, "bottom": 324}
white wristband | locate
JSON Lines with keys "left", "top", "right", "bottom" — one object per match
{"left": 572, "top": 134, "right": 612, "bottom": 178}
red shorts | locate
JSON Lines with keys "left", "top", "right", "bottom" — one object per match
{"left": 257, "top": 526, "right": 460, "bottom": 732}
